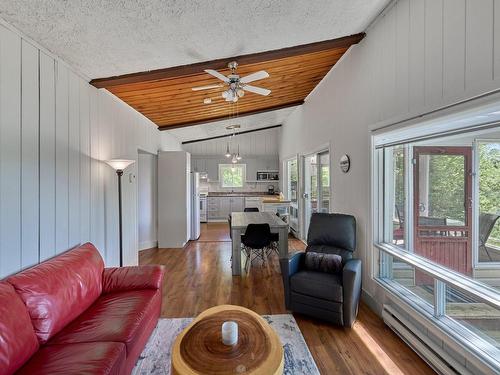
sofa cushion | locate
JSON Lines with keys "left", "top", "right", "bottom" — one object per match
{"left": 0, "top": 282, "right": 39, "bottom": 374}
{"left": 290, "top": 270, "right": 343, "bottom": 303}
{"left": 102, "top": 265, "right": 165, "bottom": 294}
{"left": 16, "top": 342, "right": 125, "bottom": 375}
{"left": 48, "top": 289, "right": 161, "bottom": 356}
{"left": 6, "top": 243, "right": 104, "bottom": 344}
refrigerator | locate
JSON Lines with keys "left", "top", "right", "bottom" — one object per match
{"left": 191, "top": 172, "right": 201, "bottom": 240}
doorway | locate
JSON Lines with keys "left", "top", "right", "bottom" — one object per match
{"left": 413, "top": 146, "right": 473, "bottom": 281}
{"left": 302, "top": 150, "right": 330, "bottom": 239}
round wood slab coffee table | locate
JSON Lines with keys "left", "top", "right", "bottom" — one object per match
{"left": 171, "top": 305, "right": 284, "bottom": 375}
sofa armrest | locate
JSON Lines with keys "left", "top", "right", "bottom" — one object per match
{"left": 342, "top": 259, "right": 362, "bottom": 327}
{"left": 102, "top": 265, "right": 165, "bottom": 294}
{"left": 279, "top": 252, "right": 304, "bottom": 309}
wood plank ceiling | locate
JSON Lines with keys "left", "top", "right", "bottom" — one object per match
{"left": 90, "top": 34, "right": 364, "bottom": 130}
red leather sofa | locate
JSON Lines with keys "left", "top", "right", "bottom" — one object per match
{"left": 0, "top": 242, "right": 165, "bottom": 375}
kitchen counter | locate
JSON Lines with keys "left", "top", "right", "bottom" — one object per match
{"left": 262, "top": 197, "right": 291, "bottom": 203}
{"left": 208, "top": 192, "right": 277, "bottom": 197}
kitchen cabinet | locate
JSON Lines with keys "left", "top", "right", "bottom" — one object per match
{"left": 244, "top": 197, "right": 262, "bottom": 211}
{"left": 207, "top": 196, "right": 244, "bottom": 221}
{"left": 206, "top": 159, "right": 218, "bottom": 181}
{"left": 229, "top": 197, "right": 244, "bottom": 213}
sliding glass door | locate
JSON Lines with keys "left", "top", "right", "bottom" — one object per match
{"left": 302, "top": 150, "right": 330, "bottom": 237}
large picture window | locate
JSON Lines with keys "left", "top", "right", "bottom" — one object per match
{"left": 374, "top": 125, "right": 500, "bottom": 368}
{"left": 219, "top": 164, "right": 245, "bottom": 188}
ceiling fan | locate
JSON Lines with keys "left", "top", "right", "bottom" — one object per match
{"left": 192, "top": 61, "right": 271, "bottom": 102}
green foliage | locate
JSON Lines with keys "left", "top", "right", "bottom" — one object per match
{"left": 427, "top": 154, "right": 465, "bottom": 222}
{"left": 220, "top": 165, "right": 244, "bottom": 188}
{"left": 479, "top": 143, "right": 500, "bottom": 241}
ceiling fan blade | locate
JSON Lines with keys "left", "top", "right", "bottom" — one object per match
{"left": 204, "top": 69, "right": 230, "bottom": 83}
{"left": 240, "top": 70, "right": 269, "bottom": 84}
{"left": 191, "top": 83, "right": 224, "bottom": 91}
{"left": 243, "top": 84, "right": 271, "bottom": 96}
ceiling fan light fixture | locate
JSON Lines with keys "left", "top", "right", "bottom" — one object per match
{"left": 237, "top": 89, "right": 244, "bottom": 98}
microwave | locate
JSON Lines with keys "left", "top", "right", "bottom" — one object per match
{"left": 256, "top": 171, "right": 279, "bottom": 181}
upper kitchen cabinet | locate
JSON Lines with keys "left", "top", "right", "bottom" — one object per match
{"left": 206, "top": 159, "right": 218, "bottom": 181}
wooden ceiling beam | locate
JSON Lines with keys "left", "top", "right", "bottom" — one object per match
{"left": 157, "top": 100, "right": 303, "bottom": 130}
{"left": 89, "top": 33, "right": 364, "bottom": 88}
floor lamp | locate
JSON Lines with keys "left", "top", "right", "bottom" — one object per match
{"left": 105, "top": 159, "right": 135, "bottom": 267}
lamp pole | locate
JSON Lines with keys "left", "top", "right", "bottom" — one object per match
{"left": 117, "top": 169, "right": 124, "bottom": 267}
{"left": 105, "top": 159, "right": 135, "bottom": 267}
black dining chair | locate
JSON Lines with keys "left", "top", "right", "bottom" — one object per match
{"left": 242, "top": 223, "right": 272, "bottom": 271}
{"left": 244, "top": 207, "right": 260, "bottom": 212}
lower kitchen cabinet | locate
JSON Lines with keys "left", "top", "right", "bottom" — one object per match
{"left": 207, "top": 196, "right": 244, "bottom": 220}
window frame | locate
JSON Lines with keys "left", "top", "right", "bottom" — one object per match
{"left": 474, "top": 138, "right": 500, "bottom": 268}
{"left": 218, "top": 163, "right": 246, "bottom": 188}
{"left": 372, "top": 128, "right": 500, "bottom": 371}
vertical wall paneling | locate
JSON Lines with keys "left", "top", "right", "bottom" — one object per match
{"left": 0, "top": 23, "right": 179, "bottom": 276}
{"left": 68, "top": 72, "right": 80, "bottom": 248}
{"left": 21, "top": 40, "right": 39, "bottom": 268}
{"left": 466, "top": 0, "right": 494, "bottom": 89}
{"left": 381, "top": 9, "right": 397, "bottom": 119}
{"left": 424, "top": 0, "right": 444, "bottom": 105}
{"left": 55, "top": 62, "right": 69, "bottom": 253}
{"left": 443, "top": 0, "right": 466, "bottom": 98}
{"left": 395, "top": 0, "right": 410, "bottom": 114}
{"left": 408, "top": 0, "right": 426, "bottom": 112}
{"left": 39, "top": 52, "right": 56, "bottom": 261}
{"left": 89, "top": 87, "right": 105, "bottom": 255}
{"left": 494, "top": 0, "right": 500, "bottom": 80}
{"left": 40, "top": 52, "right": 56, "bottom": 261}
{"left": 0, "top": 25, "right": 22, "bottom": 276}
{"left": 79, "top": 80, "right": 90, "bottom": 243}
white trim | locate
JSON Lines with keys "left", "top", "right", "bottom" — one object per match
{"left": 376, "top": 243, "right": 500, "bottom": 310}
{"left": 380, "top": 279, "right": 500, "bottom": 374}
{"left": 139, "top": 240, "right": 157, "bottom": 251}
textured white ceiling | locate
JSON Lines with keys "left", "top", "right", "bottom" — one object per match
{"left": 167, "top": 106, "right": 297, "bottom": 142}
{"left": 0, "top": 0, "right": 388, "bottom": 78}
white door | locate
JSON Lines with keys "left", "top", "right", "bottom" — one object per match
{"left": 301, "top": 151, "right": 330, "bottom": 240}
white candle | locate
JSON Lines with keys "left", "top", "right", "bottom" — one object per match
{"left": 221, "top": 321, "right": 238, "bottom": 346}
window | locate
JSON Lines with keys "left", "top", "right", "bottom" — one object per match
{"left": 219, "top": 164, "right": 245, "bottom": 188}
{"left": 374, "top": 125, "right": 500, "bottom": 369}
{"left": 477, "top": 140, "right": 500, "bottom": 264}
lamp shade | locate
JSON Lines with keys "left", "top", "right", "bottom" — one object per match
{"left": 105, "top": 159, "right": 135, "bottom": 171}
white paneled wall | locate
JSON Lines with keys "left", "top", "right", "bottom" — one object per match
{"left": 183, "top": 127, "right": 280, "bottom": 156}
{"left": 280, "top": 0, "right": 500, "bottom": 303}
{"left": 0, "top": 23, "right": 179, "bottom": 277}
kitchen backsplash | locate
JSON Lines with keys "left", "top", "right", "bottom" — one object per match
{"left": 203, "top": 181, "right": 279, "bottom": 193}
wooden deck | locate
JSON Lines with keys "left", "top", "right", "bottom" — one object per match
{"left": 140, "top": 223, "right": 435, "bottom": 375}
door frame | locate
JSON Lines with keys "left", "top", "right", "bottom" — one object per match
{"left": 412, "top": 146, "right": 473, "bottom": 277}
{"left": 299, "top": 144, "right": 331, "bottom": 241}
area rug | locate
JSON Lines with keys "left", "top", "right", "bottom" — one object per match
{"left": 133, "top": 314, "right": 320, "bottom": 375}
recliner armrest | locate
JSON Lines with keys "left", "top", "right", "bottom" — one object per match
{"left": 287, "top": 251, "right": 304, "bottom": 276}
{"left": 342, "top": 259, "right": 362, "bottom": 327}
{"left": 102, "top": 265, "right": 165, "bottom": 294}
{"left": 279, "top": 252, "right": 304, "bottom": 310}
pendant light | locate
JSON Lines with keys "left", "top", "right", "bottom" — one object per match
{"left": 236, "top": 144, "right": 242, "bottom": 160}
{"left": 225, "top": 142, "right": 231, "bottom": 158}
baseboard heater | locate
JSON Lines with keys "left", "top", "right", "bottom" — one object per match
{"left": 382, "top": 305, "right": 473, "bottom": 375}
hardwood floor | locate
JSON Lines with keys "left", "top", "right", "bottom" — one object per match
{"left": 139, "top": 223, "right": 435, "bottom": 375}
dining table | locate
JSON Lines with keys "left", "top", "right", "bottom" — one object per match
{"left": 230, "top": 211, "right": 289, "bottom": 276}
